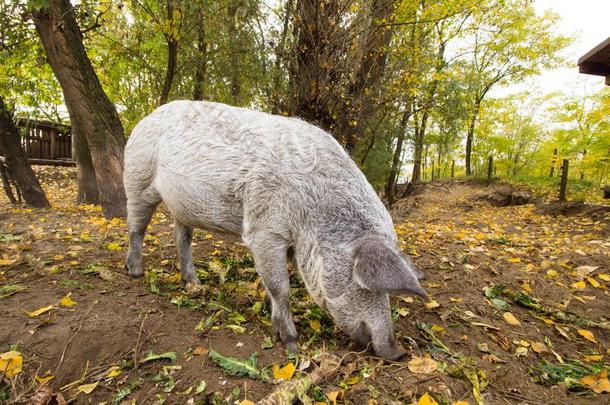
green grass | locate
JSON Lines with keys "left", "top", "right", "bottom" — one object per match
{"left": 506, "top": 175, "right": 605, "bottom": 203}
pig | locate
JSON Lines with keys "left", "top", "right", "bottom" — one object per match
{"left": 123, "top": 100, "right": 427, "bottom": 360}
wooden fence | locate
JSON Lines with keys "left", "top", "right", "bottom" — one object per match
{"left": 14, "top": 118, "right": 73, "bottom": 164}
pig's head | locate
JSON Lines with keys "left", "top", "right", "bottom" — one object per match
{"left": 325, "top": 235, "right": 427, "bottom": 360}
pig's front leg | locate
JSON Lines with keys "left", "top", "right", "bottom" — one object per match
{"left": 175, "top": 220, "right": 200, "bottom": 285}
{"left": 249, "top": 238, "right": 298, "bottom": 353}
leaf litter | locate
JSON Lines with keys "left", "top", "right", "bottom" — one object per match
{"left": 0, "top": 169, "right": 608, "bottom": 403}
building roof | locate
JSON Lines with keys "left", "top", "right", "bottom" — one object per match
{"left": 14, "top": 117, "right": 71, "bottom": 134}
{"left": 578, "top": 37, "right": 610, "bottom": 85}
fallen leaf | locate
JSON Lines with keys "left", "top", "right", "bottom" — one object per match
{"left": 531, "top": 342, "right": 548, "bottom": 354}
{"left": 59, "top": 293, "right": 76, "bottom": 307}
{"left": 577, "top": 329, "right": 597, "bottom": 343}
{"left": 325, "top": 390, "right": 344, "bottom": 405}
{"left": 309, "top": 319, "right": 321, "bottom": 332}
{"left": 106, "top": 242, "right": 122, "bottom": 251}
{"left": 598, "top": 274, "right": 610, "bottom": 282}
{"left": 193, "top": 346, "right": 209, "bottom": 356}
{"left": 0, "top": 351, "right": 23, "bottom": 377}
{"left": 417, "top": 393, "right": 439, "bottom": 405}
{"left": 77, "top": 381, "right": 99, "bottom": 394}
{"left": 272, "top": 362, "right": 296, "bottom": 380}
{"left": 546, "top": 269, "right": 558, "bottom": 278}
{"left": 515, "top": 346, "right": 529, "bottom": 357}
{"left": 503, "top": 312, "right": 521, "bottom": 326}
{"left": 583, "top": 354, "right": 603, "bottom": 362}
{"left": 425, "top": 300, "right": 440, "bottom": 309}
{"left": 105, "top": 366, "right": 122, "bottom": 378}
{"left": 238, "top": 400, "right": 255, "bottom": 405}
{"left": 571, "top": 281, "right": 586, "bottom": 290}
{"left": 26, "top": 305, "right": 54, "bottom": 317}
{"left": 581, "top": 371, "right": 610, "bottom": 394}
{"left": 483, "top": 354, "right": 507, "bottom": 364}
{"left": 585, "top": 276, "right": 601, "bottom": 288}
{"left": 408, "top": 356, "right": 438, "bottom": 374}
{"left": 195, "top": 379, "right": 206, "bottom": 394}
{"left": 35, "top": 374, "right": 55, "bottom": 383}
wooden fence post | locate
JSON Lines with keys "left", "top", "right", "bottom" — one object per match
{"left": 451, "top": 160, "right": 455, "bottom": 178}
{"left": 559, "top": 159, "right": 569, "bottom": 202}
{"left": 487, "top": 155, "right": 493, "bottom": 180}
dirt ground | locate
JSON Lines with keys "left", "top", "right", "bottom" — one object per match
{"left": 1, "top": 167, "right": 609, "bottom": 405}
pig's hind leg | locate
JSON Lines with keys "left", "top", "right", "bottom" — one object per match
{"left": 175, "top": 220, "right": 200, "bottom": 285}
{"left": 249, "top": 237, "right": 298, "bottom": 353}
{"left": 125, "top": 188, "right": 160, "bottom": 278}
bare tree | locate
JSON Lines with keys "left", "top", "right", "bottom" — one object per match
{"left": 0, "top": 95, "right": 50, "bottom": 208}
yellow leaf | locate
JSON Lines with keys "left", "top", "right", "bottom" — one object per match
{"left": 77, "top": 381, "right": 99, "bottom": 394}
{"left": 238, "top": 401, "right": 256, "bottom": 405}
{"left": 345, "top": 375, "right": 360, "bottom": 385}
{"left": 0, "top": 351, "right": 23, "bottom": 377}
{"left": 35, "top": 374, "right": 55, "bottom": 383}
{"left": 581, "top": 371, "right": 610, "bottom": 394}
{"left": 166, "top": 272, "right": 181, "bottom": 283}
{"left": 571, "top": 281, "right": 586, "bottom": 290}
{"left": 546, "top": 269, "right": 558, "bottom": 278}
{"left": 59, "top": 293, "right": 76, "bottom": 307}
{"left": 425, "top": 300, "right": 440, "bottom": 309}
{"left": 0, "top": 257, "right": 18, "bottom": 266}
{"left": 408, "top": 356, "right": 438, "bottom": 374}
{"left": 577, "top": 329, "right": 597, "bottom": 343}
{"left": 531, "top": 342, "right": 548, "bottom": 353}
{"left": 598, "top": 274, "right": 610, "bottom": 282}
{"left": 105, "top": 366, "right": 122, "bottom": 378}
{"left": 452, "top": 402, "right": 470, "bottom": 405}
{"left": 583, "top": 354, "right": 603, "bottom": 362}
{"left": 418, "top": 393, "right": 439, "bottom": 405}
{"left": 449, "top": 297, "right": 463, "bottom": 303}
{"left": 106, "top": 242, "right": 122, "bottom": 251}
{"left": 26, "top": 305, "right": 54, "bottom": 317}
{"left": 310, "top": 319, "right": 321, "bottom": 332}
{"left": 585, "top": 276, "right": 601, "bottom": 288}
{"left": 272, "top": 362, "right": 296, "bottom": 381}
{"left": 326, "top": 391, "right": 338, "bottom": 405}
{"left": 193, "top": 346, "right": 209, "bottom": 356}
{"left": 503, "top": 312, "right": 521, "bottom": 326}
{"left": 53, "top": 254, "right": 65, "bottom": 261}
{"left": 508, "top": 257, "right": 521, "bottom": 263}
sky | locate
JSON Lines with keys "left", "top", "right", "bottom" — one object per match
{"left": 493, "top": 0, "right": 610, "bottom": 98}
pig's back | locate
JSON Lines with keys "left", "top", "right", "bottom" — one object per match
{"left": 125, "top": 100, "right": 375, "bottom": 232}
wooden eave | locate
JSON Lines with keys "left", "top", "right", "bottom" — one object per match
{"left": 578, "top": 37, "right": 610, "bottom": 85}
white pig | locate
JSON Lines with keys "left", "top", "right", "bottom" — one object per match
{"left": 123, "top": 100, "right": 426, "bottom": 360}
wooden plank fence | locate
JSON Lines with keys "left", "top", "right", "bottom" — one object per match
{"left": 14, "top": 118, "right": 73, "bottom": 163}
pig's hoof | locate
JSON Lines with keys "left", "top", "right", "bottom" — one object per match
{"left": 125, "top": 265, "right": 143, "bottom": 278}
{"left": 183, "top": 276, "right": 201, "bottom": 286}
{"left": 285, "top": 341, "right": 299, "bottom": 354}
{"left": 185, "top": 282, "right": 205, "bottom": 297}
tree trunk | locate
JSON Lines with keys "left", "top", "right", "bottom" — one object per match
{"left": 192, "top": 18, "right": 208, "bottom": 101}
{"left": 338, "top": 0, "right": 396, "bottom": 153}
{"left": 0, "top": 96, "right": 50, "bottom": 208}
{"left": 386, "top": 108, "right": 410, "bottom": 207}
{"left": 160, "top": 37, "right": 178, "bottom": 105}
{"left": 0, "top": 159, "right": 18, "bottom": 204}
{"left": 228, "top": 2, "right": 242, "bottom": 105}
{"left": 32, "top": 0, "right": 127, "bottom": 218}
{"left": 465, "top": 98, "right": 481, "bottom": 176}
{"left": 270, "top": 0, "right": 294, "bottom": 114}
{"left": 72, "top": 125, "right": 99, "bottom": 204}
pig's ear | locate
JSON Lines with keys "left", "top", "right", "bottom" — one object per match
{"left": 353, "top": 237, "right": 427, "bottom": 298}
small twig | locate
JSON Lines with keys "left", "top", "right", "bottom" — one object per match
{"left": 133, "top": 314, "right": 148, "bottom": 370}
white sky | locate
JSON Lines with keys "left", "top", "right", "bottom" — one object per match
{"left": 492, "top": 0, "right": 610, "bottom": 98}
